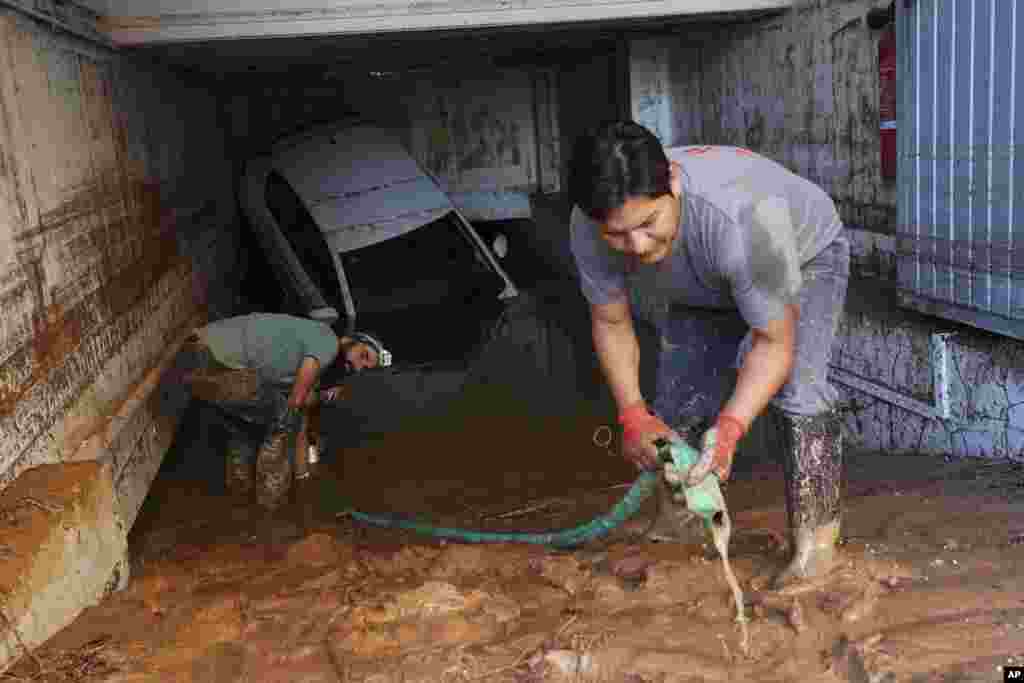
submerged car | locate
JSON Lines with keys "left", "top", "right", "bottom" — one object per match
{"left": 240, "top": 120, "right": 541, "bottom": 442}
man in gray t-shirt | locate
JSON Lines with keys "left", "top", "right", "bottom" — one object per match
{"left": 568, "top": 121, "right": 848, "bottom": 588}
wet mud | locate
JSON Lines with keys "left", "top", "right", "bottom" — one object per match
{"left": 6, "top": 388, "right": 1024, "bottom": 682}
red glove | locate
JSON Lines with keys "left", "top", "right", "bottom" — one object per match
{"left": 618, "top": 401, "right": 678, "bottom": 470}
{"left": 687, "top": 413, "right": 747, "bottom": 486}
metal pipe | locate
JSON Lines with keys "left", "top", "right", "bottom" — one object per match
{"left": 829, "top": 332, "right": 954, "bottom": 421}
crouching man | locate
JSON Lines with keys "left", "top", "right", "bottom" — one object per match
{"left": 568, "top": 121, "right": 849, "bottom": 587}
{"left": 182, "top": 313, "right": 390, "bottom": 509}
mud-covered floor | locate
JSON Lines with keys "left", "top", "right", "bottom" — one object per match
{"left": 7, "top": 386, "right": 1024, "bottom": 683}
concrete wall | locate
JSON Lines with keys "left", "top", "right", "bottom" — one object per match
{"left": 837, "top": 277, "right": 1024, "bottom": 460}
{"left": 222, "top": 67, "right": 561, "bottom": 221}
{"left": 558, "top": 52, "right": 622, "bottom": 191}
{"left": 0, "top": 9, "right": 238, "bottom": 508}
{"left": 628, "top": 0, "right": 1024, "bottom": 461}
{"left": 631, "top": 0, "right": 893, "bottom": 230}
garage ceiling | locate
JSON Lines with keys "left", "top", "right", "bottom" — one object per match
{"left": 117, "top": 8, "right": 786, "bottom": 81}
{"left": 83, "top": 0, "right": 792, "bottom": 46}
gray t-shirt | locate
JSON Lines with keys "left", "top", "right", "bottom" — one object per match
{"left": 200, "top": 313, "right": 339, "bottom": 386}
{"left": 570, "top": 145, "right": 843, "bottom": 330}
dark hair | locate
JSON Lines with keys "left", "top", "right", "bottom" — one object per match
{"left": 568, "top": 121, "right": 672, "bottom": 221}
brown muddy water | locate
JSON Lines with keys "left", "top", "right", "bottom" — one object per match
{"left": 6, "top": 387, "right": 1024, "bottom": 682}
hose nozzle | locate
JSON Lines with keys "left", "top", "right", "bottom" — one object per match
{"left": 654, "top": 438, "right": 727, "bottom": 528}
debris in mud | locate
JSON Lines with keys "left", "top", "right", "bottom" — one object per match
{"left": 878, "top": 576, "right": 902, "bottom": 590}
{"left": 331, "top": 581, "right": 519, "bottom": 658}
{"left": 816, "top": 579, "right": 881, "bottom": 625}
{"left": 828, "top": 635, "right": 872, "bottom": 683}
{"left": 391, "top": 581, "right": 480, "bottom": 619}
{"left": 529, "top": 554, "right": 589, "bottom": 595}
{"left": 747, "top": 591, "right": 806, "bottom": 634}
{"left": 480, "top": 495, "right": 575, "bottom": 521}
{"left": 15, "top": 433, "right": 1024, "bottom": 682}
{"left": 839, "top": 587, "right": 879, "bottom": 624}
{"left": 610, "top": 552, "right": 654, "bottom": 589}
{"left": 532, "top": 649, "right": 596, "bottom": 677}
{"left": 787, "top": 598, "right": 807, "bottom": 633}
{"left": 606, "top": 553, "right": 646, "bottom": 578}
{"left": 573, "top": 549, "right": 609, "bottom": 572}
{"left": 285, "top": 532, "right": 352, "bottom": 566}
{"left": 584, "top": 574, "right": 624, "bottom": 607}
{"left": 191, "top": 641, "right": 246, "bottom": 683}
{"left": 2, "top": 635, "right": 121, "bottom": 682}
{"left": 429, "top": 543, "right": 535, "bottom": 580}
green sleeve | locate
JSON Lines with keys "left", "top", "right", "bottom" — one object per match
{"left": 302, "top": 321, "right": 339, "bottom": 373}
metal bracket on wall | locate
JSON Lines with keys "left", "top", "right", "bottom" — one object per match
{"left": 829, "top": 332, "right": 954, "bottom": 421}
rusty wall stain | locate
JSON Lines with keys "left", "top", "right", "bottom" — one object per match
{"left": 0, "top": 10, "right": 233, "bottom": 490}
{"left": 0, "top": 261, "right": 194, "bottom": 489}
{"left": 0, "top": 179, "right": 182, "bottom": 419}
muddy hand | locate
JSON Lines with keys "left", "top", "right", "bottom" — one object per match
{"left": 274, "top": 405, "right": 304, "bottom": 436}
{"left": 618, "top": 401, "right": 680, "bottom": 471}
{"left": 686, "top": 414, "right": 747, "bottom": 486}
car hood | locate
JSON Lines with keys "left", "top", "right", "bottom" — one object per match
{"left": 271, "top": 121, "right": 454, "bottom": 254}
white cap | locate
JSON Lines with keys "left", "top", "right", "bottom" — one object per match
{"left": 352, "top": 332, "right": 392, "bottom": 368}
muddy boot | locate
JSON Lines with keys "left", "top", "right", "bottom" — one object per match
{"left": 772, "top": 408, "right": 843, "bottom": 589}
{"left": 255, "top": 431, "right": 293, "bottom": 511}
{"left": 644, "top": 482, "right": 708, "bottom": 545}
{"left": 224, "top": 439, "right": 256, "bottom": 498}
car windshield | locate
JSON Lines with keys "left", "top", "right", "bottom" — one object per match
{"left": 340, "top": 214, "right": 507, "bottom": 364}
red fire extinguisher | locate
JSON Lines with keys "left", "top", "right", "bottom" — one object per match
{"left": 878, "top": 22, "right": 897, "bottom": 179}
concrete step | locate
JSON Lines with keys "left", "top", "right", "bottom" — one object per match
{"left": 0, "top": 460, "right": 128, "bottom": 672}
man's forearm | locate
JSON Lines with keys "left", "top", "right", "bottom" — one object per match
{"left": 722, "top": 335, "right": 793, "bottom": 428}
{"left": 592, "top": 316, "right": 644, "bottom": 411}
{"left": 288, "top": 357, "right": 321, "bottom": 409}
{"left": 288, "top": 381, "right": 314, "bottom": 409}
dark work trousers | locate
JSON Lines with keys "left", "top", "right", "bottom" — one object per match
{"left": 651, "top": 235, "right": 850, "bottom": 433}
{"left": 181, "top": 342, "right": 292, "bottom": 463}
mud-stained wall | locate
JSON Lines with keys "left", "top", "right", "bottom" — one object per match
{"left": 223, "top": 67, "right": 560, "bottom": 220}
{"left": 0, "top": 10, "right": 237, "bottom": 497}
{"left": 403, "top": 70, "right": 540, "bottom": 195}
{"left": 631, "top": 0, "right": 894, "bottom": 233}
{"left": 837, "top": 284, "right": 1024, "bottom": 461}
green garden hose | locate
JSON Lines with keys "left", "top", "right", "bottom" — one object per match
{"left": 320, "top": 439, "right": 723, "bottom": 550}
